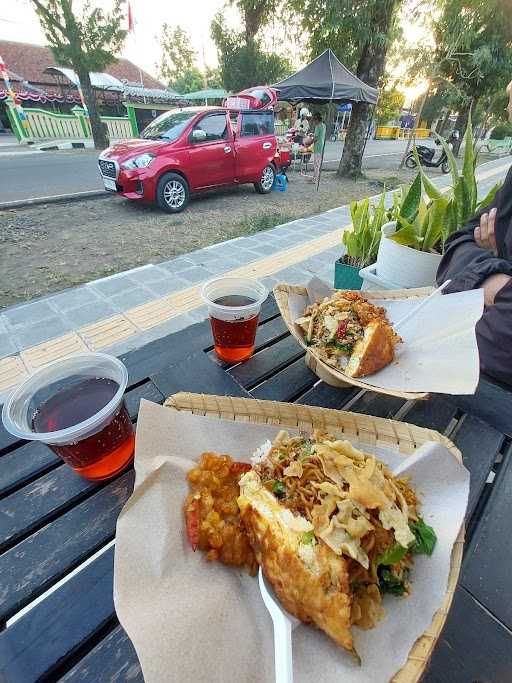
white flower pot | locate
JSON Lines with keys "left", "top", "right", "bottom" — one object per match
{"left": 358, "top": 264, "right": 402, "bottom": 291}
{"left": 375, "top": 221, "right": 443, "bottom": 288}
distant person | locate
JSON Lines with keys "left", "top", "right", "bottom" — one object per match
{"left": 310, "top": 112, "right": 326, "bottom": 184}
{"left": 437, "top": 79, "right": 512, "bottom": 385}
{"left": 295, "top": 108, "right": 310, "bottom": 144}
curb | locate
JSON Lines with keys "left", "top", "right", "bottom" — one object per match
{"left": 0, "top": 190, "right": 109, "bottom": 211}
{"left": 37, "top": 141, "right": 89, "bottom": 151}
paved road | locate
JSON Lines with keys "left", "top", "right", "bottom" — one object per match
{"left": 0, "top": 139, "right": 414, "bottom": 204}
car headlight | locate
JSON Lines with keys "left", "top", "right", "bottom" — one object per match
{"left": 121, "top": 153, "right": 155, "bottom": 169}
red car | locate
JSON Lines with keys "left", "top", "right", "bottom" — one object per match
{"left": 98, "top": 105, "right": 279, "bottom": 212}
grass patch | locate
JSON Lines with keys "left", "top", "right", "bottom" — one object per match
{"left": 241, "top": 211, "right": 296, "bottom": 235}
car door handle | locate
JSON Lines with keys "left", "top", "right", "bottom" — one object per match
{"left": 263, "top": 142, "right": 272, "bottom": 149}
{"left": 224, "top": 146, "right": 232, "bottom": 153}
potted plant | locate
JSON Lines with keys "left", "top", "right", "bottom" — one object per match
{"left": 334, "top": 191, "right": 388, "bottom": 289}
{"left": 362, "top": 115, "right": 501, "bottom": 289}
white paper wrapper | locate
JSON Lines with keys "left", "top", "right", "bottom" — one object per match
{"left": 286, "top": 277, "right": 484, "bottom": 394}
{"left": 114, "top": 401, "right": 470, "bottom": 683}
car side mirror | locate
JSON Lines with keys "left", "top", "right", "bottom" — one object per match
{"left": 192, "top": 129, "right": 207, "bottom": 142}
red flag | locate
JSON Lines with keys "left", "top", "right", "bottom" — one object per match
{"left": 127, "top": 2, "right": 134, "bottom": 32}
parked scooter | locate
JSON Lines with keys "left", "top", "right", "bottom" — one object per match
{"left": 405, "top": 139, "right": 450, "bottom": 174}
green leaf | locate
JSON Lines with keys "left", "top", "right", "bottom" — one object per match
{"left": 418, "top": 166, "right": 445, "bottom": 202}
{"left": 442, "top": 201, "right": 457, "bottom": 247}
{"left": 377, "top": 543, "right": 409, "bottom": 566}
{"left": 454, "top": 177, "right": 471, "bottom": 228}
{"left": 399, "top": 173, "right": 422, "bottom": 223}
{"left": 476, "top": 182, "right": 502, "bottom": 213}
{"left": 272, "top": 480, "right": 286, "bottom": 498}
{"left": 301, "top": 530, "right": 316, "bottom": 545}
{"left": 423, "top": 197, "right": 448, "bottom": 252}
{"left": 335, "top": 342, "right": 353, "bottom": 353}
{"left": 433, "top": 130, "right": 459, "bottom": 188}
{"left": 410, "top": 518, "right": 437, "bottom": 556}
{"left": 378, "top": 567, "right": 408, "bottom": 595}
{"left": 412, "top": 146, "right": 444, "bottom": 202}
{"left": 389, "top": 219, "right": 423, "bottom": 247}
{"left": 462, "top": 111, "right": 477, "bottom": 212}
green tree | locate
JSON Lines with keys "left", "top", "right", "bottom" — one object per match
{"left": 205, "top": 67, "right": 224, "bottom": 90}
{"left": 376, "top": 85, "right": 405, "bottom": 123}
{"left": 158, "top": 25, "right": 199, "bottom": 88}
{"left": 231, "top": 0, "right": 280, "bottom": 42}
{"left": 411, "top": 0, "right": 512, "bottom": 154}
{"left": 290, "top": 0, "right": 403, "bottom": 178}
{"left": 172, "top": 68, "right": 205, "bottom": 95}
{"left": 31, "top": 0, "right": 126, "bottom": 149}
{"left": 421, "top": 87, "right": 451, "bottom": 129}
{"left": 211, "top": 11, "right": 291, "bottom": 91}
{"left": 158, "top": 25, "right": 223, "bottom": 95}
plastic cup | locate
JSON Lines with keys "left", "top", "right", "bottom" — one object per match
{"left": 2, "top": 353, "right": 134, "bottom": 481}
{"left": 201, "top": 276, "right": 267, "bottom": 362}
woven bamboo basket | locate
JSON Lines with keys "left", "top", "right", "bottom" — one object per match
{"left": 274, "top": 283, "right": 435, "bottom": 401}
{"left": 164, "top": 392, "right": 464, "bottom": 683}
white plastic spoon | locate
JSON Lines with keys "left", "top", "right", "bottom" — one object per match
{"left": 394, "top": 280, "right": 452, "bottom": 333}
{"left": 259, "top": 567, "right": 299, "bottom": 683}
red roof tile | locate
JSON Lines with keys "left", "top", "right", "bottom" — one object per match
{"left": 0, "top": 40, "right": 165, "bottom": 90}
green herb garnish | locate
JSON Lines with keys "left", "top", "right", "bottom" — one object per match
{"left": 301, "top": 530, "right": 316, "bottom": 545}
{"left": 272, "top": 480, "right": 286, "bottom": 498}
{"left": 300, "top": 439, "right": 313, "bottom": 459}
{"left": 377, "top": 543, "right": 409, "bottom": 566}
{"left": 334, "top": 342, "right": 353, "bottom": 353}
{"left": 409, "top": 518, "right": 437, "bottom": 556}
{"left": 378, "top": 567, "right": 408, "bottom": 595}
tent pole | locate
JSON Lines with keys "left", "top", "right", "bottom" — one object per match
{"left": 316, "top": 103, "right": 329, "bottom": 191}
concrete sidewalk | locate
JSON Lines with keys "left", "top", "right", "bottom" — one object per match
{"left": 0, "top": 157, "right": 509, "bottom": 399}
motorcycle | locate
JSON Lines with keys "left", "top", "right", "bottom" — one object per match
{"left": 405, "top": 143, "right": 450, "bottom": 174}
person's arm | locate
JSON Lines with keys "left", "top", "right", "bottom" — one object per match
{"left": 437, "top": 167, "right": 512, "bottom": 303}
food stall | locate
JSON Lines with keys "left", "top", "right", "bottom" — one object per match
{"left": 273, "top": 49, "right": 378, "bottom": 187}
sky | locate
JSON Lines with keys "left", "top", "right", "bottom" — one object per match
{"left": 0, "top": 0, "right": 226, "bottom": 80}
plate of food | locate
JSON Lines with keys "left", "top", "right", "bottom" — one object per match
{"left": 274, "top": 279, "right": 484, "bottom": 398}
{"left": 114, "top": 395, "right": 469, "bottom": 683}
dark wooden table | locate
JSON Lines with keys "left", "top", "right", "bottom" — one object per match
{"left": 1, "top": 294, "right": 512, "bottom": 683}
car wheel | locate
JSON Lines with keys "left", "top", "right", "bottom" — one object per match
{"left": 441, "top": 160, "right": 450, "bottom": 174}
{"left": 156, "top": 172, "right": 189, "bottom": 213}
{"left": 254, "top": 165, "right": 275, "bottom": 194}
{"left": 405, "top": 155, "right": 417, "bottom": 169}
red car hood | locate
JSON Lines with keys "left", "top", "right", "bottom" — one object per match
{"left": 101, "top": 138, "right": 169, "bottom": 161}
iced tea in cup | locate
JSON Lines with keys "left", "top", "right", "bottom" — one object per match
{"left": 2, "top": 353, "right": 134, "bottom": 481}
{"left": 201, "top": 277, "right": 267, "bottom": 362}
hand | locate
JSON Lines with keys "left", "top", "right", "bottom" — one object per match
{"left": 481, "top": 273, "right": 512, "bottom": 306}
{"left": 474, "top": 208, "right": 498, "bottom": 254}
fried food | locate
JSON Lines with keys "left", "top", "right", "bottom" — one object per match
{"left": 184, "top": 433, "right": 437, "bottom": 659}
{"left": 295, "top": 291, "right": 401, "bottom": 378}
{"left": 238, "top": 469, "right": 355, "bottom": 654}
{"left": 184, "top": 452, "right": 257, "bottom": 575}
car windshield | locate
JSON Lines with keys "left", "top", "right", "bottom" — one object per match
{"left": 141, "top": 110, "right": 197, "bottom": 141}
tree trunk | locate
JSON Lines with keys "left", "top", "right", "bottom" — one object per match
{"left": 436, "top": 109, "right": 451, "bottom": 135}
{"left": 337, "top": 0, "right": 399, "bottom": 179}
{"left": 337, "top": 102, "right": 371, "bottom": 178}
{"left": 76, "top": 65, "right": 109, "bottom": 150}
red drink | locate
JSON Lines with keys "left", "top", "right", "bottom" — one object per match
{"left": 201, "top": 277, "right": 267, "bottom": 364}
{"left": 32, "top": 377, "right": 134, "bottom": 481}
{"left": 211, "top": 295, "right": 259, "bottom": 362}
